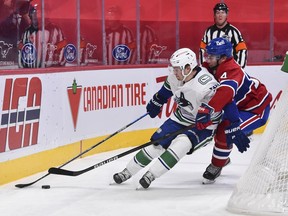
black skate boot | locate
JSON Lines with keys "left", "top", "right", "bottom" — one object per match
{"left": 113, "top": 168, "right": 132, "bottom": 184}
{"left": 202, "top": 158, "right": 231, "bottom": 184}
{"left": 139, "top": 171, "right": 155, "bottom": 189}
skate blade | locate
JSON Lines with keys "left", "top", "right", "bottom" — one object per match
{"left": 109, "top": 180, "right": 117, "bottom": 185}
{"left": 136, "top": 184, "right": 143, "bottom": 190}
{"left": 136, "top": 184, "right": 147, "bottom": 190}
{"left": 202, "top": 178, "right": 215, "bottom": 184}
{"left": 109, "top": 179, "right": 121, "bottom": 185}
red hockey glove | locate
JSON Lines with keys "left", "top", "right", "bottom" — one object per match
{"left": 196, "top": 103, "right": 214, "bottom": 130}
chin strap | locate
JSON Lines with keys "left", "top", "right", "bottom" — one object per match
{"left": 181, "top": 68, "right": 193, "bottom": 82}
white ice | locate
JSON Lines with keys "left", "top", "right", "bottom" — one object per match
{"left": 0, "top": 135, "right": 261, "bottom": 216}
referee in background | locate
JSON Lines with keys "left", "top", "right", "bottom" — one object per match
{"left": 199, "top": 2, "right": 247, "bottom": 69}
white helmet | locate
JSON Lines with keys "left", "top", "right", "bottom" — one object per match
{"left": 169, "top": 48, "right": 198, "bottom": 81}
{"left": 170, "top": 48, "right": 197, "bottom": 70}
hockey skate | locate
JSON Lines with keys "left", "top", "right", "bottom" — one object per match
{"left": 139, "top": 171, "right": 155, "bottom": 189}
{"left": 202, "top": 158, "right": 231, "bottom": 184}
{"left": 113, "top": 168, "right": 132, "bottom": 184}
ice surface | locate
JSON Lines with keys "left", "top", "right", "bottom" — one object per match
{"left": 0, "top": 135, "right": 260, "bottom": 216}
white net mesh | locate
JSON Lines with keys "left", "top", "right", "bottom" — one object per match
{"left": 227, "top": 87, "right": 288, "bottom": 215}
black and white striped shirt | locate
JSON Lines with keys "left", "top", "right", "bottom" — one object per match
{"left": 105, "top": 24, "right": 136, "bottom": 65}
{"left": 140, "top": 25, "right": 158, "bottom": 64}
{"left": 18, "top": 23, "right": 66, "bottom": 68}
{"left": 199, "top": 22, "right": 247, "bottom": 68}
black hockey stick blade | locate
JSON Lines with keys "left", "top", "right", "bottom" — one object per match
{"left": 48, "top": 124, "right": 195, "bottom": 177}
{"left": 15, "top": 173, "right": 50, "bottom": 188}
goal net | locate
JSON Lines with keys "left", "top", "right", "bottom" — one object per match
{"left": 227, "top": 86, "right": 288, "bottom": 215}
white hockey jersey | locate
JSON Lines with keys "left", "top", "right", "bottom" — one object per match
{"left": 166, "top": 67, "right": 222, "bottom": 130}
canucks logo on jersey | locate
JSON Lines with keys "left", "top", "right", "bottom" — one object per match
{"left": 174, "top": 92, "right": 193, "bottom": 110}
{"left": 198, "top": 74, "right": 213, "bottom": 85}
{"left": 21, "top": 43, "right": 37, "bottom": 65}
{"left": 112, "top": 44, "right": 131, "bottom": 62}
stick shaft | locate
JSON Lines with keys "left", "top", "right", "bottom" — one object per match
{"left": 58, "top": 113, "right": 149, "bottom": 169}
{"left": 49, "top": 124, "right": 194, "bottom": 176}
{"left": 15, "top": 113, "right": 148, "bottom": 188}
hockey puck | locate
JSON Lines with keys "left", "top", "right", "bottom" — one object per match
{"left": 41, "top": 185, "right": 50, "bottom": 189}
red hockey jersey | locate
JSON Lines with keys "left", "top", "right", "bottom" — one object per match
{"left": 203, "top": 58, "right": 272, "bottom": 115}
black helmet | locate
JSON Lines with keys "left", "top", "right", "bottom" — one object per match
{"left": 29, "top": 5, "right": 38, "bottom": 29}
{"left": 213, "top": 3, "right": 229, "bottom": 13}
{"left": 29, "top": 6, "right": 37, "bottom": 17}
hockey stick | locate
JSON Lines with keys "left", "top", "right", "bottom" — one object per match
{"left": 48, "top": 124, "right": 195, "bottom": 176}
{"left": 15, "top": 113, "right": 149, "bottom": 188}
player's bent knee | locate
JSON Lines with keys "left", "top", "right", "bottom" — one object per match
{"left": 169, "top": 134, "right": 192, "bottom": 159}
{"left": 144, "top": 144, "right": 165, "bottom": 159}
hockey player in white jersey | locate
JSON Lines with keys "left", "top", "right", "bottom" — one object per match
{"left": 113, "top": 48, "right": 223, "bottom": 189}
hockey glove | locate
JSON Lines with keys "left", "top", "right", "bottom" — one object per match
{"left": 225, "top": 121, "right": 250, "bottom": 153}
{"left": 196, "top": 103, "right": 214, "bottom": 130}
{"left": 146, "top": 93, "right": 166, "bottom": 118}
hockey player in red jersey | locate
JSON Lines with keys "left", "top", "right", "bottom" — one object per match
{"left": 196, "top": 37, "right": 272, "bottom": 184}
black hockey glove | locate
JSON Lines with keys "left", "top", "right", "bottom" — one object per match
{"left": 146, "top": 93, "right": 166, "bottom": 118}
{"left": 225, "top": 121, "right": 250, "bottom": 153}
